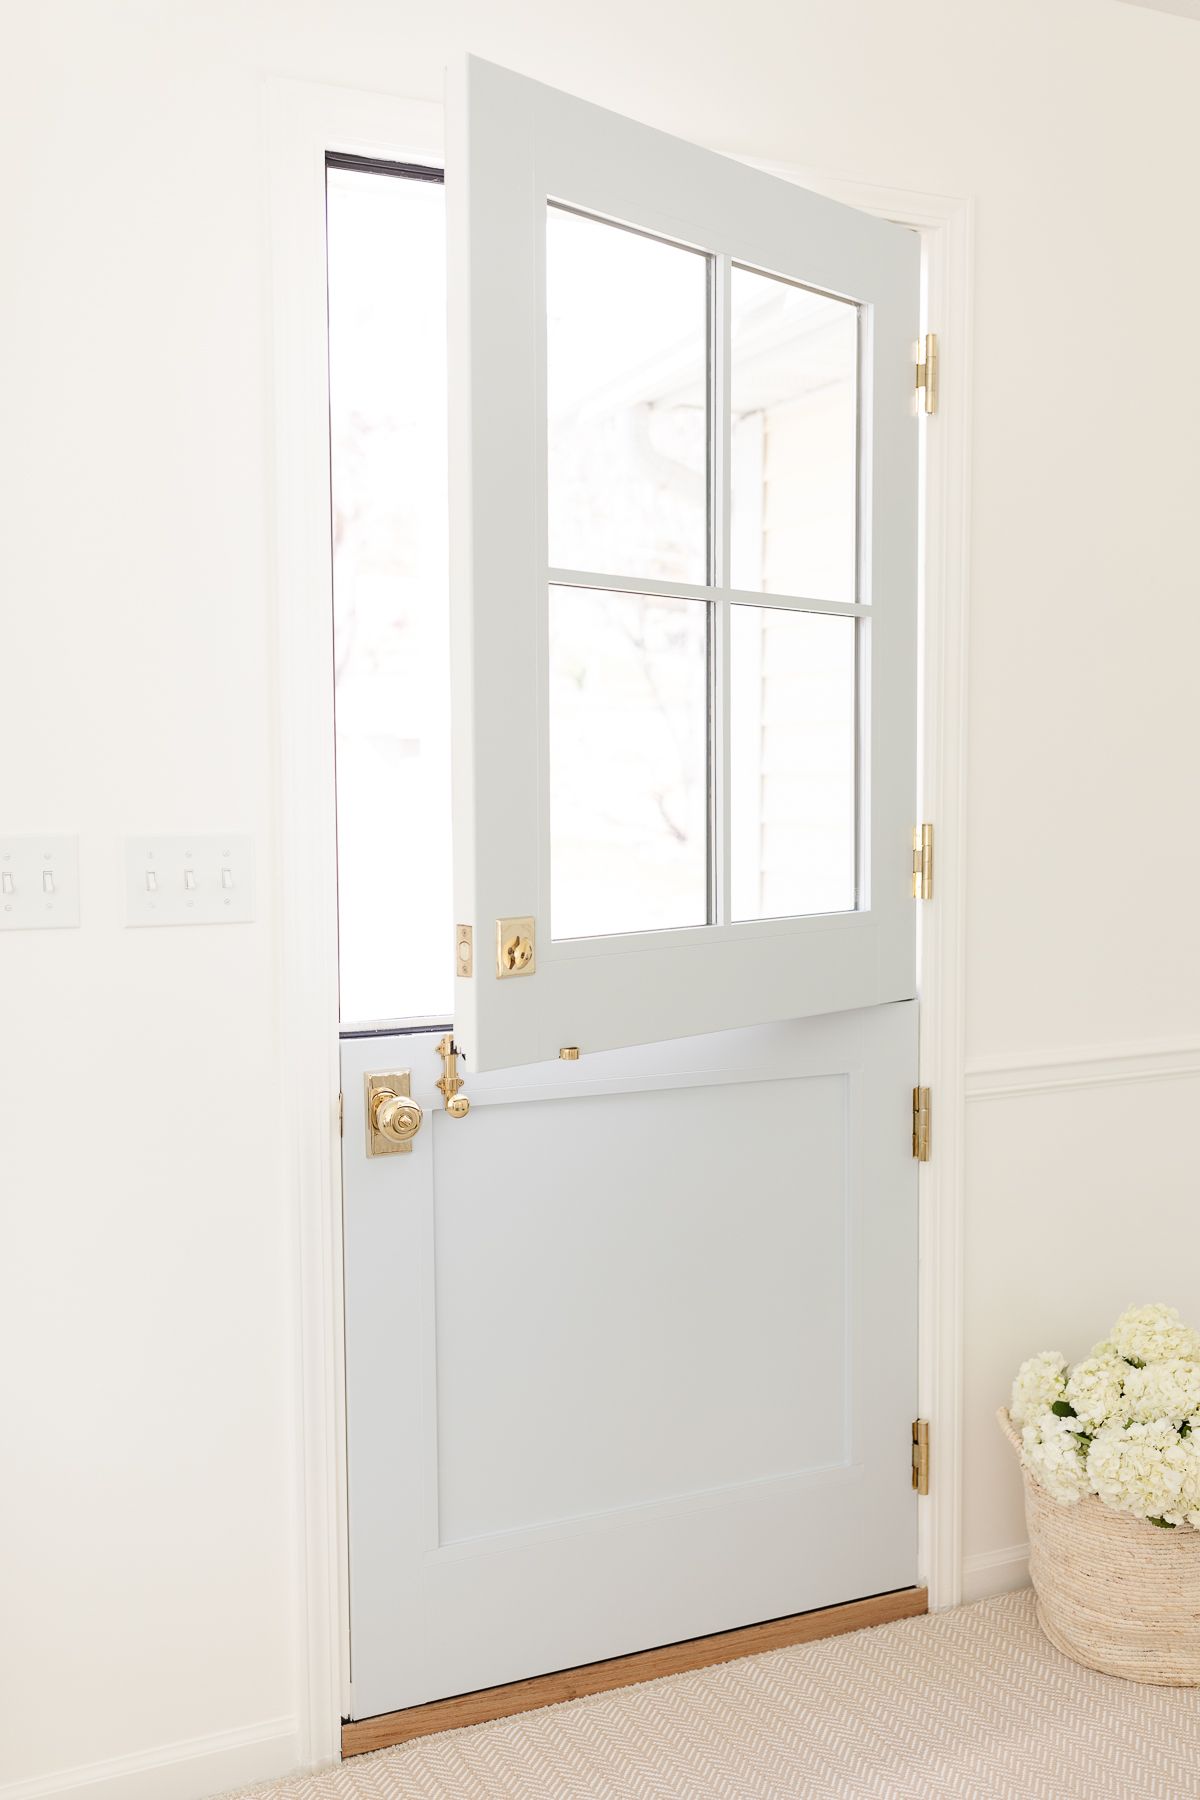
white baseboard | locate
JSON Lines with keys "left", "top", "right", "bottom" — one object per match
{"left": 0, "top": 1717, "right": 299, "bottom": 1800}
{"left": 961, "top": 1543, "right": 1030, "bottom": 1603}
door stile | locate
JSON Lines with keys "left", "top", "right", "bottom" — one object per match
{"left": 712, "top": 252, "right": 733, "bottom": 926}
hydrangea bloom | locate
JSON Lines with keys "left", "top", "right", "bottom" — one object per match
{"left": 1010, "top": 1351, "right": 1067, "bottom": 1426}
{"left": 1020, "top": 1414, "right": 1090, "bottom": 1504}
{"left": 1111, "top": 1304, "right": 1200, "bottom": 1367}
{"left": 1123, "top": 1359, "right": 1200, "bottom": 1425}
{"left": 1010, "top": 1307, "right": 1200, "bottom": 1530}
{"left": 1086, "top": 1419, "right": 1196, "bottom": 1525}
{"left": 1064, "top": 1354, "right": 1126, "bottom": 1429}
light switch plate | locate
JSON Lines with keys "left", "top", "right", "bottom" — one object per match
{"left": 0, "top": 836, "right": 81, "bottom": 930}
{"left": 125, "top": 835, "right": 255, "bottom": 926}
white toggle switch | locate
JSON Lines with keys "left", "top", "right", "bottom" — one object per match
{"left": 0, "top": 838, "right": 80, "bottom": 930}
{"left": 125, "top": 836, "right": 254, "bottom": 926}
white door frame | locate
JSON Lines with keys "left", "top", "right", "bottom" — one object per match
{"left": 266, "top": 74, "right": 973, "bottom": 1768}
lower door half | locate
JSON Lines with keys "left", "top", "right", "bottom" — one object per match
{"left": 342, "top": 999, "right": 918, "bottom": 1721}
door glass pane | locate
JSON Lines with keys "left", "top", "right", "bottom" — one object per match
{"left": 327, "top": 162, "right": 452, "bottom": 1025}
{"left": 546, "top": 207, "right": 709, "bottom": 585}
{"left": 549, "top": 587, "right": 710, "bottom": 938}
{"left": 731, "top": 606, "right": 856, "bottom": 919}
{"left": 729, "top": 267, "right": 858, "bottom": 603}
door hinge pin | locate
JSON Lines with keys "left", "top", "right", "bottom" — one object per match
{"left": 338, "top": 1091, "right": 344, "bottom": 1138}
{"left": 912, "top": 1418, "right": 931, "bottom": 1494}
{"left": 915, "top": 332, "right": 938, "bottom": 414}
{"left": 912, "top": 1086, "right": 931, "bottom": 1162}
{"left": 912, "top": 823, "right": 934, "bottom": 900}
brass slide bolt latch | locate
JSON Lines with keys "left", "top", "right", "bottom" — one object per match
{"left": 365, "top": 1071, "right": 424, "bottom": 1157}
{"left": 435, "top": 1034, "right": 471, "bottom": 1119}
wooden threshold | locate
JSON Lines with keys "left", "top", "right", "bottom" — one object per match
{"left": 342, "top": 1584, "right": 927, "bottom": 1757}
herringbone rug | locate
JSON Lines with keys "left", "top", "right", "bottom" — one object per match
{"left": 223, "top": 1590, "right": 1200, "bottom": 1798}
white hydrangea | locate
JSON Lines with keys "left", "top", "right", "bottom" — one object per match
{"left": 1185, "top": 1421, "right": 1200, "bottom": 1529}
{"left": 1086, "top": 1419, "right": 1199, "bottom": 1525}
{"left": 1010, "top": 1350, "right": 1067, "bottom": 1426}
{"left": 1064, "top": 1354, "right": 1127, "bottom": 1429}
{"left": 1111, "top": 1304, "right": 1200, "bottom": 1367}
{"left": 1123, "top": 1359, "right": 1200, "bottom": 1424}
{"left": 1020, "top": 1414, "right": 1091, "bottom": 1505}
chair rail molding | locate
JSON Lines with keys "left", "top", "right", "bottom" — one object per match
{"left": 966, "top": 1038, "right": 1200, "bottom": 1101}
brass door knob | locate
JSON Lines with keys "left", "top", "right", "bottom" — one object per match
{"left": 364, "top": 1070, "right": 423, "bottom": 1156}
{"left": 371, "top": 1089, "right": 423, "bottom": 1145}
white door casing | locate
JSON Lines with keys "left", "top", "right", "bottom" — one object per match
{"left": 266, "top": 69, "right": 972, "bottom": 1764}
{"left": 446, "top": 57, "right": 919, "bottom": 1071}
{"left": 343, "top": 1001, "right": 918, "bottom": 1719}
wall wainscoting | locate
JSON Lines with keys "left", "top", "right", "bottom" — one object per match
{"left": 960, "top": 1034, "right": 1200, "bottom": 1609}
{"left": 0, "top": 1718, "right": 298, "bottom": 1800}
{"left": 965, "top": 1038, "right": 1200, "bottom": 1103}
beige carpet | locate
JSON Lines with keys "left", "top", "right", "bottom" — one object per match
{"left": 223, "top": 1591, "right": 1200, "bottom": 1799}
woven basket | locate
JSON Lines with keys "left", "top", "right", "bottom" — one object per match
{"left": 998, "top": 1406, "right": 1200, "bottom": 1683}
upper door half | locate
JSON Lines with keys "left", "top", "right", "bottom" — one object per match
{"left": 447, "top": 57, "right": 919, "bottom": 1072}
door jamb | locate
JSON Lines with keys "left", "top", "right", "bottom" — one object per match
{"left": 266, "top": 76, "right": 973, "bottom": 1768}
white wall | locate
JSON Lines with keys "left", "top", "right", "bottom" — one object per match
{"left": 4, "top": 0, "right": 1200, "bottom": 1792}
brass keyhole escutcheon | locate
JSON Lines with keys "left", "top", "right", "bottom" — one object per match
{"left": 365, "top": 1071, "right": 423, "bottom": 1156}
{"left": 502, "top": 933, "right": 533, "bottom": 972}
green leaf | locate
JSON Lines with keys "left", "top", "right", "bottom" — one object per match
{"left": 1147, "top": 1515, "right": 1177, "bottom": 1529}
{"left": 1050, "top": 1400, "right": 1077, "bottom": 1418}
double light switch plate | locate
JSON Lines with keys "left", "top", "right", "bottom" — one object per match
{"left": 124, "top": 836, "right": 255, "bottom": 926}
{"left": 0, "top": 837, "right": 81, "bottom": 929}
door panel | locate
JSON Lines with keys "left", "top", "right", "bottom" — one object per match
{"left": 343, "top": 1003, "right": 917, "bottom": 1720}
{"left": 446, "top": 55, "right": 918, "bottom": 1072}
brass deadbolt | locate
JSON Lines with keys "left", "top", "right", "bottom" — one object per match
{"left": 496, "top": 916, "right": 536, "bottom": 978}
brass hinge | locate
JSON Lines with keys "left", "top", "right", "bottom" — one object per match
{"left": 915, "top": 333, "right": 938, "bottom": 414}
{"left": 912, "top": 1418, "right": 931, "bottom": 1494}
{"left": 912, "top": 1086, "right": 931, "bottom": 1162}
{"left": 912, "top": 823, "right": 934, "bottom": 900}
